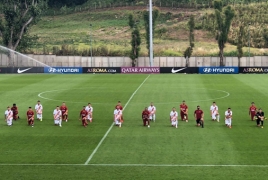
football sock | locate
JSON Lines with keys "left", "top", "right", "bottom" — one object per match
{"left": 59, "top": 120, "right": 62, "bottom": 126}
{"left": 261, "top": 121, "right": 264, "bottom": 126}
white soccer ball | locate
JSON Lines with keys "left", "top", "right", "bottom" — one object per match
{"left": 93, "top": 73, "right": 95, "bottom": 74}
{"left": 184, "top": 73, "right": 186, "bottom": 74}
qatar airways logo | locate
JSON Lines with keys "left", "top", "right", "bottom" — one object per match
{"left": 121, "top": 67, "right": 160, "bottom": 74}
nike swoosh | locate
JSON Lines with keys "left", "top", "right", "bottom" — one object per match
{"left": 171, "top": 67, "right": 187, "bottom": 73}
{"left": 17, "top": 68, "right": 32, "bottom": 74}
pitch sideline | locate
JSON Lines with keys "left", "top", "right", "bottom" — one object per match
{"left": 84, "top": 75, "right": 151, "bottom": 165}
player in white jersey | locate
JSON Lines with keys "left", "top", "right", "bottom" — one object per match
{"left": 210, "top": 102, "right": 219, "bottom": 122}
{"left": 53, "top": 106, "right": 62, "bottom": 127}
{"left": 85, "top": 103, "right": 93, "bottom": 123}
{"left": 170, "top": 107, "right": 178, "bottom": 128}
{"left": 5, "top": 106, "right": 13, "bottom": 126}
{"left": 114, "top": 105, "right": 122, "bottom": 127}
{"left": 148, "top": 102, "right": 156, "bottom": 122}
{"left": 35, "top": 100, "right": 43, "bottom": 121}
{"left": 225, "top": 108, "right": 232, "bottom": 128}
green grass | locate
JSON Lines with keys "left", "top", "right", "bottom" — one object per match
{"left": 1, "top": 74, "right": 268, "bottom": 180}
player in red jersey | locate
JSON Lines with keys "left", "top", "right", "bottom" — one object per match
{"left": 194, "top": 105, "right": 204, "bottom": 128}
{"left": 26, "top": 107, "right": 35, "bottom": 127}
{"left": 60, "top": 102, "right": 68, "bottom": 122}
{"left": 11, "top": 103, "right": 19, "bottom": 120}
{"left": 142, "top": 107, "right": 150, "bottom": 127}
{"left": 79, "top": 106, "right": 88, "bottom": 127}
{"left": 249, "top": 102, "right": 257, "bottom": 121}
{"left": 180, "top": 100, "right": 188, "bottom": 122}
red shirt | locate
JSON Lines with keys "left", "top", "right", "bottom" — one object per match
{"left": 27, "top": 110, "right": 34, "bottom": 119}
{"left": 194, "top": 109, "right": 203, "bottom": 119}
{"left": 11, "top": 106, "right": 18, "bottom": 114}
{"left": 80, "top": 109, "right": 88, "bottom": 118}
{"left": 142, "top": 110, "right": 150, "bottom": 119}
{"left": 115, "top": 105, "right": 123, "bottom": 110}
{"left": 60, "top": 106, "right": 68, "bottom": 114}
{"left": 249, "top": 106, "right": 257, "bottom": 113}
{"left": 180, "top": 104, "right": 188, "bottom": 113}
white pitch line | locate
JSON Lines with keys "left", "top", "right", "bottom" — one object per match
{"left": 84, "top": 75, "right": 151, "bottom": 165}
{"left": 1, "top": 163, "right": 268, "bottom": 167}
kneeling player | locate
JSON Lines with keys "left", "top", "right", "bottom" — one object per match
{"left": 256, "top": 108, "right": 264, "bottom": 128}
{"left": 11, "top": 103, "right": 19, "bottom": 120}
{"left": 5, "top": 106, "right": 13, "bottom": 126}
{"left": 225, "top": 108, "right": 232, "bottom": 128}
{"left": 194, "top": 105, "right": 204, "bottom": 128}
{"left": 60, "top": 102, "right": 68, "bottom": 122}
{"left": 27, "top": 107, "right": 35, "bottom": 127}
{"left": 80, "top": 106, "right": 88, "bottom": 127}
{"left": 170, "top": 107, "right": 178, "bottom": 128}
{"left": 114, "top": 105, "right": 123, "bottom": 127}
{"left": 53, "top": 106, "right": 62, "bottom": 127}
{"left": 142, "top": 107, "right": 150, "bottom": 127}
{"left": 86, "top": 103, "right": 93, "bottom": 123}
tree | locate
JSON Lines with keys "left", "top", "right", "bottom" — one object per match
{"left": 0, "top": 0, "right": 47, "bottom": 51}
{"left": 237, "top": 25, "right": 244, "bottom": 67}
{"left": 128, "top": 13, "right": 141, "bottom": 67}
{"left": 143, "top": 7, "right": 160, "bottom": 57}
{"left": 184, "top": 15, "right": 195, "bottom": 67}
{"left": 214, "top": 0, "right": 235, "bottom": 66}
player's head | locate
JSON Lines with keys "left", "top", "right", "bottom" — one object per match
{"left": 197, "top": 105, "right": 200, "bottom": 109}
{"left": 116, "top": 105, "right": 119, "bottom": 109}
{"left": 7, "top": 106, "right": 10, "bottom": 110}
{"left": 118, "top": 101, "right": 121, "bottom": 105}
{"left": 150, "top": 102, "right": 153, "bottom": 106}
{"left": 213, "top": 102, "right": 216, "bottom": 105}
{"left": 172, "top": 107, "right": 176, "bottom": 111}
{"left": 228, "top": 107, "right": 231, "bottom": 112}
{"left": 83, "top": 106, "right": 86, "bottom": 109}
{"left": 29, "top": 107, "right": 32, "bottom": 109}
{"left": 13, "top": 103, "right": 16, "bottom": 107}
{"left": 62, "top": 102, "right": 65, "bottom": 106}
{"left": 37, "top": 100, "right": 40, "bottom": 104}
{"left": 145, "top": 107, "right": 148, "bottom": 110}
{"left": 251, "top": 102, "right": 255, "bottom": 105}
{"left": 182, "top": 100, "right": 185, "bottom": 104}
{"left": 259, "top": 108, "right": 262, "bottom": 112}
{"left": 88, "top": 103, "right": 91, "bottom": 106}
{"left": 56, "top": 106, "right": 59, "bottom": 110}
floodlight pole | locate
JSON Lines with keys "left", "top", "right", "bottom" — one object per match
{"left": 149, "top": 0, "right": 153, "bottom": 67}
{"left": 90, "top": 24, "right": 93, "bottom": 67}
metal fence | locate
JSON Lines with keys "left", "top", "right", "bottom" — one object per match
{"left": 1, "top": 54, "right": 268, "bottom": 67}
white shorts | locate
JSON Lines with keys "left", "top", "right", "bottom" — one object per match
{"left": 37, "top": 114, "right": 42, "bottom": 119}
{"left": 149, "top": 114, "right": 155, "bottom": 119}
{"left": 87, "top": 114, "right": 92, "bottom": 120}
{"left": 171, "top": 120, "right": 177, "bottom": 126}
{"left": 212, "top": 113, "right": 217, "bottom": 119}
{"left": 225, "top": 118, "right": 232, "bottom": 125}
{"left": 7, "top": 118, "right": 13, "bottom": 126}
{"left": 54, "top": 120, "right": 60, "bottom": 124}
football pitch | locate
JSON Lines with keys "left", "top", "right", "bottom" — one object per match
{"left": 1, "top": 74, "right": 268, "bottom": 180}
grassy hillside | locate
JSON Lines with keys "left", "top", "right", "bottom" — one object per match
{"left": 30, "top": 5, "right": 268, "bottom": 56}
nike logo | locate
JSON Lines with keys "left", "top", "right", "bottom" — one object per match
{"left": 17, "top": 68, "right": 32, "bottom": 74}
{"left": 171, "top": 67, "right": 187, "bottom": 73}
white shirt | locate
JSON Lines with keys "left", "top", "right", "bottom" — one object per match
{"left": 85, "top": 106, "right": 93, "bottom": 113}
{"left": 114, "top": 109, "right": 122, "bottom": 116}
{"left": 148, "top": 106, "right": 156, "bottom": 114}
{"left": 35, "top": 104, "right": 43, "bottom": 114}
{"left": 210, "top": 105, "right": 218, "bottom": 113}
{"left": 170, "top": 111, "right": 178, "bottom": 120}
{"left": 5, "top": 110, "right": 13, "bottom": 119}
{"left": 225, "top": 110, "right": 232, "bottom": 119}
{"left": 53, "top": 109, "right": 62, "bottom": 120}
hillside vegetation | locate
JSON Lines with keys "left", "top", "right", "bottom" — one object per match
{"left": 29, "top": 3, "right": 268, "bottom": 56}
